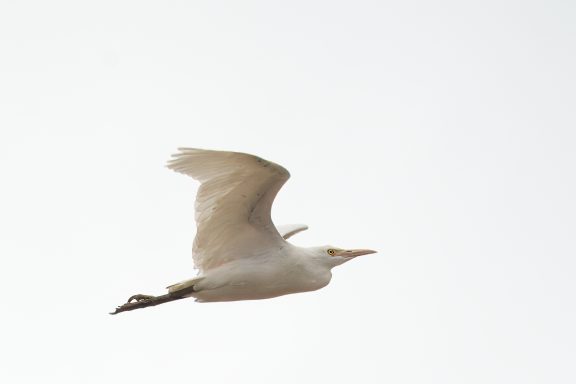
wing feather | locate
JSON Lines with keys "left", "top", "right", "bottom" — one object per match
{"left": 167, "top": 148, "right": 290, "bottom": 272}
{"left": 277, "top": 224, "right": 309, "bottom": 240}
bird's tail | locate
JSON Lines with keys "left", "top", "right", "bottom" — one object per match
{"left": 166, "top": 276, "right": 205, "bottom": 294}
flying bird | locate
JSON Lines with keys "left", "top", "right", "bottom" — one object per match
{"left": 111, "top": 148, "right": 376, "bottom": 314}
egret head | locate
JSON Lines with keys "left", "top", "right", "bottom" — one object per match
{"left": 311, "top": 245, "right": 377, "bottom": 268}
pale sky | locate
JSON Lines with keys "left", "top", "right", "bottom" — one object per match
{"left": 1, "top": 1, "right": 575, "bottom": 383}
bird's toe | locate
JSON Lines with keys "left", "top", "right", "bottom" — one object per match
{"left": 127, "top": 294, "right": 156, "bottom": 303}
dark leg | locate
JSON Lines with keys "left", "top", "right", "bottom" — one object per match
{"left": 110, "top": 285, "right": 197, "bottom": 315}
{"left": 110, "top": 293, "right": 182, "bottom": 315}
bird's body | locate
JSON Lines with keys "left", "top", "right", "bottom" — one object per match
{"left": 171, "top": 245, "right": 333, "bottom": 302}
{"left": 111, "top": 148, "right": 375, "bottom": 314}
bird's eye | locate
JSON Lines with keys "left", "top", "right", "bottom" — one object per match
{"left": 327, "top": 249, "right": 336, "bottom": 256}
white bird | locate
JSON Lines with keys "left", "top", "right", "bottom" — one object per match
{"left": 111, "top": 148, "right": 376, "bottom": 314}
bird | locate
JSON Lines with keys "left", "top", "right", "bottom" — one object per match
{"left": 111, "top": 148, "right": 376, "bottom": 314}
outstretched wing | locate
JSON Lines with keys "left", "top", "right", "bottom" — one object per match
{"left": 167, "top": 148, "right": 290, "bottom": 272}
{"left": 277, "top": 224, "right": 308, "bottom": 240}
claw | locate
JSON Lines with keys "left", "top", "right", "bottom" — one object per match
{"left": 109, "top": 300, "right": 145, "bottom": 315}
{"left": 127, "top": 294, "right": 155, "bottom": 303}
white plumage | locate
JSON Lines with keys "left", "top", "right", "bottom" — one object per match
{"left": 167, "top": 148, "right": 291, "bottom": 273}
{"left": 111, "top": 148, "right": 375, "bottom": 314}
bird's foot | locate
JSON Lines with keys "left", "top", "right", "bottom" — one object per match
{"left": 127, "top": 294, "right": 156, "bottom": 303}
{"left": 110, "top": 294, "right": 157, "bottom": 315}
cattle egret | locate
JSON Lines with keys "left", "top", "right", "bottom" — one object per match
{"left": 111, "top": 148, "right": 376, "bottom": 314}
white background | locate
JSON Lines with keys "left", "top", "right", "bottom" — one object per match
{"left": 1, "top": 1, "right": 575, "bottom": 383}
